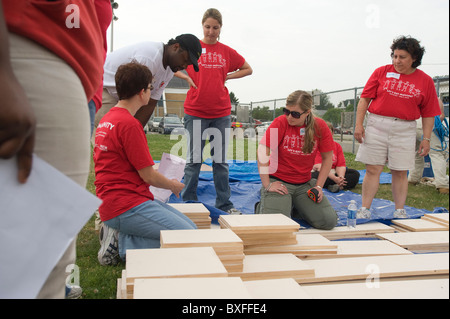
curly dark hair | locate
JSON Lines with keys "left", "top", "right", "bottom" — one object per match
{"left": 390, "top": 36, "right": 425, "bottom": 68}
{"left": 115, "top": 60, "right": 153, "bottom": 100}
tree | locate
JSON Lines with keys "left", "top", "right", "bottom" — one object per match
{"left": 313, "top": 89, "right": 334, "bottom": 111}
{"left": 323, "top": 107, "right": 344, "bottom": 127}
{"left": 230, "top": 91, "right": 239, "bottom": 104}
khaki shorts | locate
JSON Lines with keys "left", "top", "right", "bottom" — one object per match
{"left": 356, "top": 113, "right": 416, "bottom": 171}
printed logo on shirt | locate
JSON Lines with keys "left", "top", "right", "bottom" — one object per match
{"left": 98, "top": 122, "right": 115, "bottom": 130}
{"left": 282, "top": 134, "right": 317, "bottom": 156}
{"left": 382, "top": 79, "right": 421, "bottom": 99}
{"left": 159, "top": 81, "right": 165, "bottom": 89}
{"left": 199, "top": 51, "right": 227, "bottom": 69}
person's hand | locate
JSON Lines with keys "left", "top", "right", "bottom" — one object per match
{"left": 354, "top": 124, "right": 365, "bottom": 143}
{"left": 185, "top": 76, "right": 197, "bottom": 89}
{"left": 0, "top": 73, "right": 36, "bottom": 183}
{"left": 266, "top": 181, "right": 288, "bottom": 195}
{"left": 170, "top": 179, "right": 185, "bottom": 198}
{"left": 417, "top": 140, "right": 430, "bottom": 157}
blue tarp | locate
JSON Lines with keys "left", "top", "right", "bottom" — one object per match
{"left": 168, "top": 160, "right": 448, "bottom": 228}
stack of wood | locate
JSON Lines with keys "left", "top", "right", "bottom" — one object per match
{"left": 168, "top": 203, "right": 211, "bottom": 229}
{"left": 160, "top": 228, "right": 245, "bottom": 272}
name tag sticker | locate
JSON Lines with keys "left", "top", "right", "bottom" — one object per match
{"left": 202, "top": 48, "right": 206, "bottom": 54}
{"left": 386, "top": 72, "right": 400, "bottom": 79}
{"left": 300, "top": 128, "right": 305, "bottom": 136}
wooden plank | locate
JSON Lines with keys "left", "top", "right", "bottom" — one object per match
{"left": 392, "top": 219, "right": 449, "bottom": 232}
{"left": 376, "top": 231, "right": 449, "bottom": 253}
{"left": 297, "top": 222, "right": 395, "bottom": 240}
{"left": 299, "top": 240, "right": 412, "bottom": 260}
{"left": 229, "top": 253, "right": 315, "bottom": 281}
{"left": 421, "top": 213, "right": 449, "bottom": 226}
{"left": 244, "top": 278, "right": 312, "bottom": 299}
{"left": 125, "top": 247, "right": 228, "bottom": 283}
{"left": 160, "top": 229, "right": 243, "bottom": 248}
{"left": 219, "top": 214, "right": 300, "bottom": 233}
{"left": 133, "top": 277, "right": 252, "bottom": 299}
{"left": 301, "top": 278, "right": 449, "bottom": 299}
{"left": 298, "top": 253, "right": 449, "bottom": 284}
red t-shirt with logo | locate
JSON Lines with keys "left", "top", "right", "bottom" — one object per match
{"left": 361, "top": 65, "right": 440, "bottom": 120}
{"left": 184, "top": 41, "right": 245, "bottom": 119}
{"left": 94, "top": 108, "right": 155, "bottom": 221}
{"left": 260, "top": 116, "right": 334, "bottom": 184}
{"left": 314, "top": 141, "right": 345, "bottom": 169}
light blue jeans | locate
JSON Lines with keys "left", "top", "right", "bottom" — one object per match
{"left": 104, "top": 200, "right": 197, "bottom": 259}
{"left": 181, "top": 114, "right": 234, "bottom": 211}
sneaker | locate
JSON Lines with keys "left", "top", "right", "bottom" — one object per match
{"left": 227, "top": 208, "right": 242, "bottom": 215}
{"left": 98, "top": 224, "right": 120, "bottom": 266}
{"left": 327, "top": 184, "right": 340, "bottom": 193}
{"left": 393, "top": 209, "right": 408, "bottom": 219}
{"left": 356, "top": 207, "right": 371, "bottom": 219}
{"left": 66, "top": 285, "right": 82, "bottom": 299}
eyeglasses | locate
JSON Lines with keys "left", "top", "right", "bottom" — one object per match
{"left": 283, "top": 107, "right": 307, "bottom": 119}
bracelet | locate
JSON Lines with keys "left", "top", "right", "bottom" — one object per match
{"left": 423, "top": 137, "right": 431, "bottom": 142}
{"left": 265, "top": 183, "right": 273, "bottom": 192}
{"left": 315, "top": 185, "right": 322, "bottom": 190}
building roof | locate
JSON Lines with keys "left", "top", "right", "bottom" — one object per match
{"left": 166, "top": 71, "right": 190, "bottom": 89}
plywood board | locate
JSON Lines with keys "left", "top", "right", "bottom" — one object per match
{"left": 422, "top": 213, "right": 449, "bottom": 225}
{"left": 219, "top": 214, "right": 300, "bottom": 234}
{"left": 125, "top": 247, "right": 228, "bottom": 283}
{"left": 376, "top": 231, "right": 449, "bottom": 253}
{"left": 392, "top": 219, "right": 449, "bottom": 232}
{"left": 299, "top": 253, "right": 449, "bottom": 284}
{"left": 160, "top": 229, "right": 243, "bottom": 248}
{"left": 168, "top": 203, "right": 210, "bottom": 215}
{"left": 229, "top": 253, "right": 315, "bottom": 281}
{"left": 244, "top": 278, "right": 312, "bottom": 299}
{"left": 133, "top": 277, "right": 252, "bottom": 299}
{"left": 297, "top": 222, "right": 395, "bottom": 240}
{"left": 299, "top": 240, "right": 412, "bottom": 259}
{"left": 301, "top": 278, "right": 449, "bottom": 299}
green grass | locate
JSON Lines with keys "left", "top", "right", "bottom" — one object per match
{"left": 76, "top": 134, "right": 449, "bottom": 299}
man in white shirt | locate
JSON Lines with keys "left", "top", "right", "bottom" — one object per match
{"left": 95, "top": 34, "right": 201, "bottom": 129}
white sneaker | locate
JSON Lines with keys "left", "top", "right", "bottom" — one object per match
{"left": 393, "top": 209, "right": 408, "bottom": 219}
{"left": 98, "top": 224, "right": 120, "bottom": 266}
{"left": 356, "top": 207, "right": 371, "bottom": 219}
{"left": 227, "top": 208, "right": 242, "bottom": 215}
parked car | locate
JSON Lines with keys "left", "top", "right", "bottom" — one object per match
{"left": 158, "top": 116, "right": 184, "bottom": 134}
{"left": 256, "top": 121, "right": 272, "bottom": 135}
{"left": 147, "top": 117, "right": 162, "bottom": 132}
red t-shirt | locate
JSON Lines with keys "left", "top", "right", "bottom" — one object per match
{"left": 361, "top": 64, "right": 440, "bottom": 120}
{"left": 3, "top": 0, "right": 104, "bottom": 101}
{"left": 314, "top": 141, "right": 345, "bottom": 169}
{"left": 94, "top": 108, "right": 155, "bottom": 221}
{"left": 260, "top": 116, "right": 334, "bottom": 184}
{"left": 184, "top": 41, "right": 245, "bottom": 119}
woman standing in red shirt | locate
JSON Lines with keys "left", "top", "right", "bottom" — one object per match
{"left": 176, "top": 8, "right": 252, "bottom": 214}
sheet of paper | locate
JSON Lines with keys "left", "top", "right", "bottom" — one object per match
{"left": 0, "top": 155, "right": 101, "bottom": 299}
{"left": 150, "top": 153, "right": 186, "bottom": 202}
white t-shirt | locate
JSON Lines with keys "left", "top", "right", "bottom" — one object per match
{"left": 103, "top": 41, "right": 174, "bottom": 101}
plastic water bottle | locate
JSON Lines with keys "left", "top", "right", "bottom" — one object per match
{"left": 347, "top": 200, "right": 357, "bottom": 228}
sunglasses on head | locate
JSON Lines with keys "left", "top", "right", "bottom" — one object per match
{"left": 283, "top": 107, "right": 307, "bottom": 119}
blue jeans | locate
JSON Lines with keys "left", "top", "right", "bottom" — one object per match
{"left": 104, "top": 200, "right": 197, "bottom": 259}
{"left": 181, "top": 114, "right": 234, "bottom": 211}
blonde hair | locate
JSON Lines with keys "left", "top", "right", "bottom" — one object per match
{"left": 286, "top": 90, "right": 318, "bottom": 154}
{"left": 202, "top": 8, "right": 223, "bottom": 26}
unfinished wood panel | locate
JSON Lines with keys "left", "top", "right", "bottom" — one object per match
{"left": 244, "top": 278, "right": 312, "bottom": 299}
{"left": 125, "top": 247, "right": 228, "bottom": 284}
{"left": 421, "top": 213, "right": 449, "bottom": 225}
{"left": 299, "top": 240, "right": 412, "bottom": 260}
{"left": 299, "top": 253, "right": 449, "bottom": 284}
{"left": 301, "top": 278, "right": 449, "bottom": 299}
{"left": 168, "top": 203, "right": 211, "bottom": 229}
{"left": 133, "top": 277, "right": 252, "bottom": 299}
{"left": 297, "top": 222, "right": 395, "bottom": 240}
{"left": 219, "top": 214, "right": 300, "bottom": 233}
{"left": 376, "top": 231, "right": 449, "bottom": 253}
{"left": 229, "top": 253, "right": 315, "bottom": 281}
{"left": 392, "top": 219, "right": 449, "bottom": 232}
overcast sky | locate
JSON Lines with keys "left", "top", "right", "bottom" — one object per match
{"left": 107, "top": 0, "right": 449, "bottom": 105}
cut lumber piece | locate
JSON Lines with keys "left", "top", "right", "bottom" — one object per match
{"left": 244, "top": 278, "right": 312, "bottom": 299}
{"left": 160, "top": 229, "right": 244, "bottom": 272}
{"left": 297, "top": 222, "right": 395, "bottom": 240}
{"left": 133, "top": 277, "right": 252, "bottom": 299}
{"left": 421, "top": 213, "right": 449, "bottom": 225}
{"left": 244, "top": 234, "right": 337, "bottom": 256}
{"left": 376, "top": 231, "right": 449, "bottom": 253}
{"left": 168, "top": 203, "right": 211, "bottom": 229}
{"left": 125, "top": 247, "right": 228, "bottom": 284}
{"left": 298, "top": 240, "right": 412, "bottom": 260}
{"left": 219, "top": 214, "right": 300, "bottom": 233}
{"left": 229, "top": 253, "right": 315, "bottom": 281}
{"left": 301, "top": 278, "right": 449, "bottom": 299}
{"left": 298, "top": 253, "right": 449, "bottom": 284}
{"left": 392, "top": 219, "right": 449, "bottom": 232}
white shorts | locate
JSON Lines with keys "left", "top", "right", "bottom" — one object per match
{"left": 356, "top": 113, "right": 417, "bottom": 171}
